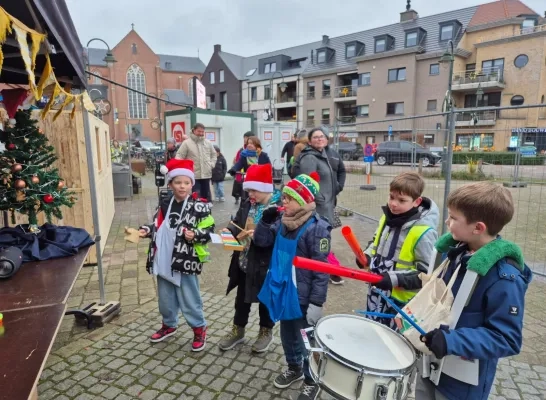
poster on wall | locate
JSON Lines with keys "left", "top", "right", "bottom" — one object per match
{"left": 281, "top": 131, "right": 291, "bottom": 141}
{"left": 206, "top": 131, "right": 216, "bottom": 142}
{"left": 264, "top": 131, "right": 273, "bottom": 141}
{"left": 171, "top": 121, "right": 186, "bottom": 143}
{"left": 194, "top": 78, "right": 207, "bottom": 109}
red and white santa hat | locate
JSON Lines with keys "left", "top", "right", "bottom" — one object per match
{"left": 243, "top": 163, "right": 273, "bottom": 193}
{"left": 161, "top": 158, "right": 195, "bottom": 184}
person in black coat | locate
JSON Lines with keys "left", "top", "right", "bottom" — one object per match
{"left": 219, "top": 164, "right": 282, "bottom": 354}
{"left": 211, "top": 145, "right": 227, "bottom": 201}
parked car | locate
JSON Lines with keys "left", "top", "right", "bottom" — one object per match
{"left": 374, "top": 141, "right": 441, "bottom": 167}
{"left": 337, "top": 141, "right": 364, "bottom": 160}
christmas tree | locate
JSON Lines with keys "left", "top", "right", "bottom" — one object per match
{"left": 0, "top": 110, "right": 76, "bottom": 231}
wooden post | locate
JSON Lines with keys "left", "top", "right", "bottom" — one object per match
{"left": 418, "top": 158, "right": 423, "bottom": 175}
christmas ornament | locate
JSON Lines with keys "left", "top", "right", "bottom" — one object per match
{"left": 31, "top": 176, "right": 39, "bottom": 184}
{"left": 16, "top": 190, "right": 25, "bottom": 202}
{"left": 39, "top": 129, "right": 44, "bottom": 134}
{"left": 11, "top": 164, "right": 22, "bottom": 173}
{"left": 7, "top": 144, "right": 16, "bottom": 151}
{"left": 57, "top": 180, "right": 65, "bottom": 189}
{"left": 43, "top": 194, "right": 54, "bottom": 203}
{"left": 14, "top": 179, "right": 26, "bottom": 189}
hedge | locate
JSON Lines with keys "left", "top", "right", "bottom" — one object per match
{"left": 451, "top": 152, "right": 546, "bottom": 166}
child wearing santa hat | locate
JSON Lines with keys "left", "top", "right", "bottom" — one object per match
{"left": 138, "top": 158, "right": 214, "bottom": 351}
{"left": 219, "top": 163, "right": 282, "bottom": 353}
{"left": 253, "top": 172, "right": 331, "bottom": 400}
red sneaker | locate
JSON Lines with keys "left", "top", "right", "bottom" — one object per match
{"left": 150, "top": 324, "right": 177, "bottom": 343}
{"left": 192, "top": 326, "right": 207, "bottom": 352}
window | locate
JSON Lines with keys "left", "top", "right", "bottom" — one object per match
{"left": 359, "top": 72, "right": 371, "bottom": 86}
{"left": 219, "top": 70, "right": 224, "bottom": 83}
{"left": 510, "top": 95, "right": 524, "bottom": 106}
{"left": 346, "top": 44, "right": 356, "bottom": 59}
{"left": 246, "top": 68, "right": 257, "bottom": 77}
{"left": 514, "top": 54, "right": 528, "bottom": 68}
{"left": 264, "top": 86, "right": 271, "bottom": 100}
{"left": 388, "top": 68, "right": 406, "bottom": 82}
{"left": 386, "top": 102, "right": 404, "bottom": 115}
{"left": 165, "top": 62, "right": 172, "bottom": 70}
{"left": 429, "top": 63, "right": 440, "bottom": 75}
{"left": 482, "top": 58, "right": 504, "bottom": 75}
{"left": 251, "top": 87, "right": 257, "bottom": 101}
{"left": 440, "top": 24, "right": 454, "bottom": 41}
{"left": 264, "top": 62, "right": 276, "bottom": 73}
{"left": 252, "top": 110, "right": 258, "bottom": 120}
{"left": 91, "top": 70, "right": 102, "bottom": 84}
{"left": 321, "top": 109, "right": 330, "bottom": 124}
{"left": 375, "top": 38, "right": 386, "bottom": 53}
{"left": 209, "top": 94, "right": 215, "bottom": 109}
{"left": 406, "top": 31, "right": 418, "bottom": 47}
{"left": 210, "top": 71, "right": 215, "bottom": 84}
{"left": 307, "top": 110, "right": 315, "bottom": 127}
{"left": 322, "top": 80, "right": 331, "bottom": 97}
{"left": 126, "top": 64, "right": 148, "bottom": 119}
{"left": 424, "top": 134, "right": 435, "bottom": 144}
{"left": 456, "top": 133, "right": 493, "bottom": 149}
{"left": 220, "top": 92, "right": 227, "bottom": 110}
{"left": 317, "top": 50, "right": 326, "bottom": 63}
{"left": 427, "top": 100, "right": 437, "bottom": 111}
{"left": 188, "top": 78, "right": 194, "bottom": 103}
{"left": 307, "top": 81, "right": 315, "bottom": 99}
{"left": 357, "top": 105, "right": 369, "bottom": 117}
{"left": 131, "top": 43, "right": 137, "bottom": 54}
{"left": 522, "top": 18, "right": 537, "bottom": 30}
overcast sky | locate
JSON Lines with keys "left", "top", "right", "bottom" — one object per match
{"left": 66, "top": 0, "right": 544, "bottom": 63}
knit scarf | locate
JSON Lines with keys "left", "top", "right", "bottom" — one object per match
{"left": 282, "top": 202, "right": 316, "bottom": 231}
{"left": 250, "top": 190, "right": 281, "bottom": 224}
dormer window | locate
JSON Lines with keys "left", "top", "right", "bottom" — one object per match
{"left": 374, "top": 35, "right": 394, "bottom": 53}
{"left": 405, "top": 28, "right": 426, "bottom": 48}
{"left": 345, "top": 41, "right": 364, "bottom": 59}
{"left": 264, "top": 62, "right": 276, "bottom": 73}
{"left": 521, "top": 17, "right": 537, "bottom": 31}
{"left": 439, "top": 20, "right": 462, "bottom": 42}
{"left": 316, "top": 47, "right": 335, "bottom": 64}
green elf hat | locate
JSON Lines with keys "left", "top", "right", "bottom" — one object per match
{"left": 283, "top": 172, "right": 320, "bottom": 206}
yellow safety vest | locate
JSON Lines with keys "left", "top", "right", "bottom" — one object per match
{"left": 371, "top": 215, "right": 432, "bottom": 303}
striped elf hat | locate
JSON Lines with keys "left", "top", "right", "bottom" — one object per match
{"left": 283, "top": 172, "right": 320, "bottom": 206}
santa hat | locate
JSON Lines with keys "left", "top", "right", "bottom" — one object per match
{"left": 243, "top": 163, "right": 273, "bottom": 193}
{"left": 283, "top": 172, "right": 320, "bottom": 206}
{"left": 161, "top": 158, "right": 195, "bottom": 184}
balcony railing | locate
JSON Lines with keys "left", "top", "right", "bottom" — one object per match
{"left": 452, "top": 67, "right": 504, "bottom": 86}
{"left": 306, "top": 119, "right": 315, "bottom": 128}
{"left": 337, "top": 115, "right": 357, "bottom": 124}
{"left": 334, "top": 85, "right": 358, "bottom": 98}
{"left": 322, "top": 90, "right": 331, "bottom": 98}
{"left": 455, "top": 110, "right": 497, "bottom": 126}
{"left": 307, "top": 91, "right": 316, "bottom": 100}
{"left": 320, "top": 118, "right": 330, "bottom": 126}
{"left": 278, "top": 92, "right": 297, "bottom": 103}
{"left": 476, "top": 23, "right": 546, "bottom": 43}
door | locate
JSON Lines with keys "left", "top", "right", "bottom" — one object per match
{"left": 258, "top": 123, "right": 296, "bottom": 166}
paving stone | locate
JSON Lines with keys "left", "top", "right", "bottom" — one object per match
{"left": 139, "top": 390, "right": 160, "bottom": 400}
{"left": 101, "top": 387, "right": 122, "bottom": 400}
{"left": 167, "top": 382, "right": 187, "bottom": 395}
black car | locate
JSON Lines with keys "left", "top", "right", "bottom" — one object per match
{"left": 337, "top": 141, "right": 364, "bottom": 161}
{"left": 374, "top": 141, "right": 441, "bottom": 167}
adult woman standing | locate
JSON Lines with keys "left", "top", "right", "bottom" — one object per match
{"left": 228, "top": 137, "right": 271, "bottom": 178}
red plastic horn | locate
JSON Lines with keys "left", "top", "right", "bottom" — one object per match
{"left": 293, "top": 256, "right": 382, "bottom": 284}
{"left": 341, "top": 226, "right": 368, "bottom": 267}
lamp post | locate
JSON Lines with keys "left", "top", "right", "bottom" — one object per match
{"left": 439, "top": 40, "right": 455, "bottom": 234}
{"left": 84, "top": 38, "right": 117, "bottom": 72}
{"left": 114, "top": 111, "right": 134, "bottom": 197}
{"left": 471, "top": 84, "right": 484, "bottom": 149}
{"left": 146, "top": 92, "right": 170, "bottom": 146}
{"left": 268, "top": 71, "right": 287, "bottom": 121}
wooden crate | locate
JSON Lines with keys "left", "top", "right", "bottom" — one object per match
{"left": 8, "top": 110, "right": 115, "bottom": 264}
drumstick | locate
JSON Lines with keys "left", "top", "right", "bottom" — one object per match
{"left": 229, "top": 220, "right": 247, "bottom": 232}
{"left": 371, "top": 287, "right": 427, "bottom": 336}
{"left": 354, "top": 310, "right": 396, "bottom": 319}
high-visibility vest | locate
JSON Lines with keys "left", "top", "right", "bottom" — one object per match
{"left": 194, "top": 214, "right": 215, "bottom": 263}
{"left": 370, "top": 215, "right": 432, "bottom": 303}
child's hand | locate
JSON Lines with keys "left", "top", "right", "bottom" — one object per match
{"left": 184, "top": 229, "right": 195, "bottom": 241}
{"left": 246, "top": 229, "right": 255, "bottom": 238}
{"left": 138, "top": 229, "right": 148, "bottom": 238}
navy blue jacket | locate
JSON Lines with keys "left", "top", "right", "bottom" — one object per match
{"left": 253, "top": 212, "right": 331, "bottom": 307}
{"left": 229, "top": 151, "right": 271, "bottom": 175}
{"left": 437, "top": 244, "right": 532, "bottom": 400}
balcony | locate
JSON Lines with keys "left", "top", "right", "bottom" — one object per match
{"left": 334, "top": 85, "right": 357, "bottom": 102}
{"left": 476, "top": 23, "right": 546, "bottom": 44}
{"left": 455, "top": 110, "right": 497, "bottom": 127}
{"left": 275, "top": 91, "right": 297, "bottom": 109}
{"left": 451, "top": 68, "right": 505, "bottom": 92}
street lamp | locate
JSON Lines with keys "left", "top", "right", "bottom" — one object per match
{"left": 268, "top": 71, "right": 287, "bottom": 121}
{"left": 84, "top": 38, "right": 117, "bottom": 74}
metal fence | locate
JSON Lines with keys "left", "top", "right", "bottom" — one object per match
{"left": 333, "top": 103, "right": 546, "bottom": 276}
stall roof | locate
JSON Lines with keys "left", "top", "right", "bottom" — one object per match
{"left": 0, "top": 0, "right": 86, "bottom": 88}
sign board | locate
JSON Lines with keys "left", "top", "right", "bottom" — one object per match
{"left": 171, "top": 121, "right": 186, "bottom": 143}
{"left": 206, "top": 131, "right": 216, "bottom": 142}
{"left": 511, "top": 128, "right": 546, "bottom": 134}
{"left": 340, "top": 132, "right": 358, "bottom": 138}
{"left": 281, "top": 131, "right": 291, "bottom": 141}
{"left": 364, "top": 144, "right": 374, "bottom": 157}
{"left": 388, "top": 125, "right": 393, "bottom": 135}
{"left": 264, "top": 131, "right": 273, "bottom": 141}
{"left": 364, "top": 156, "right": 374, "bottom": 163}
{"left": 194, "top": 77, "right": 207, "bottom": 109}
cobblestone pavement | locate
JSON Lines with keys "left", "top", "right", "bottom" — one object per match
{"left": 39, "top": 177, "right": 546, "bottom": 399}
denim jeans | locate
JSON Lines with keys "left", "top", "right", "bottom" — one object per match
{"left": 157, "top": 274, "right": 206, "bottom": 328}
{"left": 213, "top": 181, "right": 224, "bottom": 199}
{"left": 280, "top": 305, "right": 313, "bottom": 383}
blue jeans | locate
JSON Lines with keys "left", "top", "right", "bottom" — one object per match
{"left": 213, "top": 181, "right": 224, "bottom": 199}
{"left": 157, "top": 274, "right": 206, "bottom": 328}
{"left": 280, "top": 305, "right": 313, "bottom": 383}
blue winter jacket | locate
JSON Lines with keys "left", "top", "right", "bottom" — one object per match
{"left": 437, "top": 243, "right": 532, "bottom": 400}
{"left": 253, "top": 212, "right": 331, "bottom": 307}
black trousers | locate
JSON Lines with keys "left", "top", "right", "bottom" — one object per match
{"left": 233, "top": 269, "right": 274, "bottom": 329}
{"left": 193, "top": 178, "right": 211, "bottom": 201}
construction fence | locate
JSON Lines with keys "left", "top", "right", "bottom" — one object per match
{"left": 332, "top": 103, "right": 546, "bottom": 276}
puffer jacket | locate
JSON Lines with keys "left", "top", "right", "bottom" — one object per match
{"left": 253, "top": 212, "right": 332, "bottom": 307}
{"left": 176, "top": 133, "right": 217, "bottom": 179}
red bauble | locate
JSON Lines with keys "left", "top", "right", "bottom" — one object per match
{"left": 14, "top": 179, "right": 26, "bottom": 189}
{"left": 7, "top": 144, "right": 16, "bottom": 150}
{"left": 43, "top": 194, "right": 54, "bottom": 203}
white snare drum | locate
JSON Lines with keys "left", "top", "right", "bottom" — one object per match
{"left": 301, "top": 314, "right": 416, "bottom": 400}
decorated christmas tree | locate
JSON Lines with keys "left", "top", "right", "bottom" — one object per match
{"left": 0, "top": 110, "right": 76, "bottom": 231}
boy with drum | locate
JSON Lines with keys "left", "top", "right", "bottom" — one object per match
{"left": 357, "top": 172, "right": 439, "bottom": 329}
{"left": 417, "top": 182, "right": 532, "bottom": 400}
{"left": 254, "top": 172, "right": 331, "bottom": 400}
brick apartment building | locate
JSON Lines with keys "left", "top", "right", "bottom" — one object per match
{"left": 87, "top": 27, "right": 205, "bottom": 142}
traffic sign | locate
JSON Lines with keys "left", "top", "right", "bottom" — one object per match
{"left": 388, "top": 125, "right": 393, "bottom": 135}
{"left": 364, "top": 156, "right": 374, "bottom": 163}
{"left": 364, "top": 144, "right": 374, "bottom": 157}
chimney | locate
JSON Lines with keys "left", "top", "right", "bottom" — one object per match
{"left": 400, "top": 0, "right": 418, "bottom": 22}
{"left": 214, "top": 44, "right": 221, "bottom": 53}
{"left": 322, "top": 35, "right": 329, "bottom": 45}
